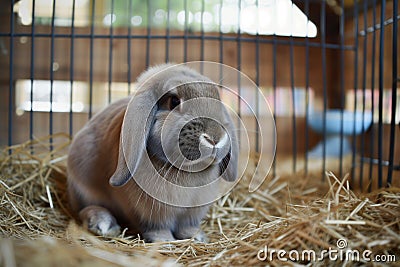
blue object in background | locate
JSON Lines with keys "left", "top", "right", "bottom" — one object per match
{"left": 307, "top": 110, "right": 373, "bottom": 158}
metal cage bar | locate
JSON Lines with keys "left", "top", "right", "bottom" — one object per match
{"left": 107, "top": 0, "right": 115, "bottom": 104}
{"left": 289, "top": 1, "right": 297, "bottom": 173}
{"left": 304, "top": 0, "right": 310, "bottom": 175}
{"left": 351, "top": 0, "right": 359, "bottom": 184}
{"left": 88, "top": 0, "right": 95, "bottom": 119}
{"left": 8, "top": 0, "right": 15, "bottom": 152}
{"left": 69, "top": 0, "right": 76, "bottom": 137}
{"left": 377, "top": 0, "right": 386, "bottom": 188}
{"left": 29, "top": 0, "right": 36, "bottom": 146}
{"left": 368, "top": 0, "right": 377, "bottom": 192}
{"left": 387, "top": 0, "right": 398, "bottom": 186}
{"left": 320, "top": 0, "right": 328, "bottom": 179}
{"left": 339, "top": 0, "right": 345, "bottom": 178}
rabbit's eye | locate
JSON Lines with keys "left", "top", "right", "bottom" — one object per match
{"left": 168, "top": 96, "right": 181, "bottom": 110}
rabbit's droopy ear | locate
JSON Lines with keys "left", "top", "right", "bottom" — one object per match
{"left": 220, "top": 108, "right": 239, "bottom": 182}
{"left": 109, "top": 88, "right": 157, "bottom": 187}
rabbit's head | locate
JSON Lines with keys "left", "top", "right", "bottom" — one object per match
{"left": 110, "top": 64, "right": 238, "bottom": 187}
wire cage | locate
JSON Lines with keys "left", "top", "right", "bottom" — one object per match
{"left": 0, "top": 0, "right": 398, "bottom": 191}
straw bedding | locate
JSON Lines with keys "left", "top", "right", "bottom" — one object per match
{"left": 0, "top": 135, "right": 399, "bottom": 266}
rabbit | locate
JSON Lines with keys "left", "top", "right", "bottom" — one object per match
{"left": 67, "top": 63, "right": 239, "bottom": 242}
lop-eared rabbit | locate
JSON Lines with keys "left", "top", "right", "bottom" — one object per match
{"left": 67, "top": 64, "right": 238, "bottom": 242}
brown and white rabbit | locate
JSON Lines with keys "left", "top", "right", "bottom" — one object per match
{"left": 67, "top": 63, "right": 239, "bottom": 242}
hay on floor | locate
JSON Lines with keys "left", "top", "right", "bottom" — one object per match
{"left": 0, "top": 135, "right": 399, "bottom": 266}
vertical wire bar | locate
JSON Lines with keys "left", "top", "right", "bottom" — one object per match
{"left": 351, "top": 1, "right": 359, "bottom": 183}
{"left": 49, "top": 0, "right": 57, "bottom": 151}
{"left": 387, "top": 0, "right": 398, "bottom": 186}
{"left": 359, "top": 0, "right": 369, "bottom": 189}
{"left": 184, "top": 0, "right": 188, "bottom": 62}
{"left": 69, "top": 0, "right": 76, "bottom": 137}
{"left": 146, "top": 0, "right": 151, "bottom": 68}
{"left": 30, "top": 0, "right": 36, "bottom": 146}
{"left": 304, "top": 0, "right": 310, "bottom": 175}
{"left": 127, "top": 0, "right": 132, "bottom": 95}
{"left": 219, "top": 0, "right": 223, "bottom": 69}
{"left": 107, "top": 0, "right": 115, "bottom": 104}
{"left": 272, "top": 7, "right": 277, "bottom": 177}
{"left": 237, "top": 0, "right": 242, "bottom": 145}
{"left": 89, "top": 0, "right": 95, "bottom": 119}
{"left": 289, "top": 2, "right": 297, "bottom": 173}
{"left": 377, "top": 0, "right": 386, "bottom": 188}
{"left": 165, "top": 0, "right": 171, "bottom": 63}
{"left": 200, "top": 0, "right": 205, "bottom": 73}
{"left": 339, "top": 0, "right": 345, "bottom": 178}
{"left": 321, "top": 0, "right": 328, "bottom": 179}
{"left": 368, "top": 0, "right": 377, "bottom": 191}
{"left": 8, "top": 0, "right": 15, "bottom": 152}
{"left": 218, "top": 0, "right": 224, "bottom": 105}
{"left": 255, "top": 0, "right": 260, "bottom": 153}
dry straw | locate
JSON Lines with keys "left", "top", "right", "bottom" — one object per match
{"left": 0, "top": 135, "right": 399, "bottom": 266}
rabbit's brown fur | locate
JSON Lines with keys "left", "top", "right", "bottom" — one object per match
{"left": 67, "top": 63, "right": 238, "bottom": 242}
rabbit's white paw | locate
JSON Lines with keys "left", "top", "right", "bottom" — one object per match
{"left": 79, "top": 205, "right": 121, "bottom": 237}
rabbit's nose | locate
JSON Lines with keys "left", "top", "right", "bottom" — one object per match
{"left": 204, "top": 134, "right": 215, "bottom": 145}
{"left": 200, "top": 133, "right": 215, "bottom": 147}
